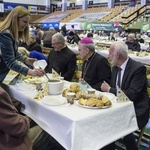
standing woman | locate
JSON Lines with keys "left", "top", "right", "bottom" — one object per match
{"left": 0, "top": 6, "right": 44, "bottom": 84}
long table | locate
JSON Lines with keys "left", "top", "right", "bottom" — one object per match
{"left": 69, "top": 45, "right": 150, "bottom": 65}
{"left": 97, "top": 50, "right": 150, "bottom": 65}
{"left": 2, "top": 81, "right": 138, "bottom": 150}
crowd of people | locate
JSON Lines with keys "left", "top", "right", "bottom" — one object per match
{"left": 0, "top": 5, "right": 149, "bottom": 150}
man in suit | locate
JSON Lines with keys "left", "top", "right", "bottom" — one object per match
{"left": 101, "top": 41, "right": 149, "bottom": 150}
{"left": 78, "top": 37, "right": 111, "bottom": 91}
{"left": 125, "top": 33, "right": 141, "bottom": 52}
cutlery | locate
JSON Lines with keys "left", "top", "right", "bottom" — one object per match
{"left": 44, "top": 72, "right": 51, "bottom": 82}
{"left": 38, "top": 66, "right": 51, "bottom": 82}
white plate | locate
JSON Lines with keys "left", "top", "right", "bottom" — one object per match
{"left": 42, "top": 96, "right": 67, "bottom": 106}
{"left": 95, "top": 91, "right": 116, "bottom": 101}
{"left": 15, "top": 82, "right": 36, "bottom": 91}
{"left": 33, "top": 60, "right": 47, "bottom": 69}
{"left": 76, "top": 101, "right": 111, "bottom": 109}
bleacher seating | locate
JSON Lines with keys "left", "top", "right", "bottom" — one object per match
{"left": 32, "top": 3, "right": 147, "bottom": 31}
{"left": 35, "top": 6, "right": 127, "bottom": 23}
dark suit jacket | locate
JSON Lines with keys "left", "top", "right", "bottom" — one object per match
{"left": 126, "top": 40, "right": 141, "bottom": 52}
{"left": 0, "top": 87, "right": 32, "bottom": 150}
{"left": 45, "top": 46, "right": 76, "bottom": 81}
{"left": 110, "top": 58, "right": 150, "bottom": 129}
{"left": 82, "top": 53, "right": 111, "bottom": 91}
{"left": 27, "top": 41, "right": 42, "bottom": 53}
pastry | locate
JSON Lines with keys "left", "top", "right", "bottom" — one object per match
{"left": 70, "top": 83, "right": 80, "bottom": 93}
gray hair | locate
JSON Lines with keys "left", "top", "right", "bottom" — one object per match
{"left": 49, "top": 27, "right": 55, "bottom": 31}
{"left": 29, "top": 32, "right": 36, "bottom": 39}
{"left": 128, "top": 33, "right": 135, "bottom": 40}
{"left": 52, "top": 32, "right": 65, "bottom": 44}
{"left": 112, "top": 42, "right": 128, "bottom": 57}
{"left": 79, "top": 42, "right": 95, "bottom": 52}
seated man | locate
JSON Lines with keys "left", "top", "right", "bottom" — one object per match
{"left": 78, "top": 37, "right": 111, "bottom": 91}
{"left": 43, "top": 27, "right": 56, "bottom": 48}
{"left": 0, "top": 87, "right": 42, "bottom": 150}
{"left": 45, "top": 32, "right": 77, "bottom": 81}
{"left": 67, "top": 31, "right": 80, "bottom": 44}
{"left": 101, "top": 42, "right": 150, "bottom": 150}
{"left": 125, "top": 33, "right": 141, "bottom": 52}
{"left": 136, "top": 33, "right": 144, "bottom": 43}
{"left": 27, "top": 32, "right": 42, "bottom": 53}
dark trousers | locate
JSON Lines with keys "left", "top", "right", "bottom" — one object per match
{"left": 101, "top": 133, "right": 138, "bottom": 150}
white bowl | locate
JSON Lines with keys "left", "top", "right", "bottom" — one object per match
{"left": 33, "top": 60, "right": 47, "bottom": 69}
{"left": 48, "top": 79, "right": 64, "bottom": 95}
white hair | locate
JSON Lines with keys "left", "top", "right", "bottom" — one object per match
{"left": 128, "top": 33, "right": 135, "bottom": 40}
{"left": 112, "top": 42, "right": 128, "bottom": 57}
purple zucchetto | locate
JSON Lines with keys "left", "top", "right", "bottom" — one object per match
{"left": 80, "top": 37, "right": 94, "bottom": 44}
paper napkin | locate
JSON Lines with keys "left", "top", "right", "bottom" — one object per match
{"left": 52, "top": 68, "right": 60, "bottom": 78}
{"left": 116, "top": 86, "right": 130, "bottom": 102}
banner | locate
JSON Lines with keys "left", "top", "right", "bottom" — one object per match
{"left": 4, "top": 3, "right": 28, "bottom": 10}
{"left": 28, "top": 6, "right": 37, "bottom": 11}
{"left": 59, "top": 22, "right": 122, "bottom": 31}
{"left": 42, "top": 22, "right": 59, "bottom": 29}
{"left": 40, "top": 14, "right": 69, "bottom": 23}
{"left": 60, "top": 22, "right": 83, "bottom": 30}
{"left": 141, "top": 22, "right": 150, "bottom": 32}
{"left": 80, "top": 22, "right": 114, "bottom": 31}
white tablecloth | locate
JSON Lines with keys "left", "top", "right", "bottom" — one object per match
{"left": 140, "top": 43, "right": 149, "bottom": 50}
{"left": 98, "top": 50, "right": 150, "bottom": 65}
{"left": 2, "top": 82, "right": 138, "bottom": 150}
{"left": 68, "top": 46, "right": 79, "bottom": 54}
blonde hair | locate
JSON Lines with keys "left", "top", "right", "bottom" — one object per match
{"left": 0, "top": 6, "right": 30, "bottom": 42}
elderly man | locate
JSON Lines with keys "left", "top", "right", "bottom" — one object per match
{"left": 126, "top": 33, "right": 141, "bottom": 52}
{"left": 43, "top": 27, "right": 56, "bottom": 48}
{"left": 27, "top": 32, "right": 42, "bottom": 53}
{"left": 45, "top": 32, "right": 76, "bottom": 81}
{"left": 78, "top": 37, "right": 111, "bottom": 91}
{"left": 101, "top": 42, "right": 149, "bottom": 150}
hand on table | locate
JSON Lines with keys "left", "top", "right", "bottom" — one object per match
{"left": 101, "top": 81, "right": 111, "bottom": 92}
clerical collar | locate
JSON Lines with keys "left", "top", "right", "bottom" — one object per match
{"left": 56, "top": 45, "right": 67, "bottom": 52}
{"left": 86, "top": 52, "right": 95, "bottom": 62}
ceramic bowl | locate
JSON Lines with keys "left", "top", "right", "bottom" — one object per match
{"left": 48, "top": 79, "right": 64, "bottom": 95}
